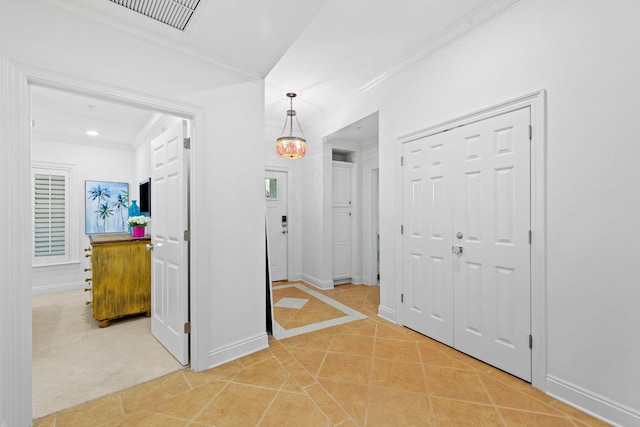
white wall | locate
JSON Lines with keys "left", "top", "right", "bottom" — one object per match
{"left": 31, "top": 139, "right": 135, "bottom": 294}
{"left": 299, "top": 0, "right": 640, "bottom": 424}
{"left": 361, "top": 140, "right": 379, "bottom": 285}
{"left": 1, "top": 1, "right": 267, "bottom": 424}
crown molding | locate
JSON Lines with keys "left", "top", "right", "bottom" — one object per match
{"left": 355, "top": 0, "right": 523, "bottom": 97}
{"left": 21, "top": 0, "right": 264, "bottom": 81}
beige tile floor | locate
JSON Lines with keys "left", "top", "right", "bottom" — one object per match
{"left": 34, "top": 282, "right": 610, "bottom": 427}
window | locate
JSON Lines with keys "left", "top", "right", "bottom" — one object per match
{"left": 32, "top": 165, "right": 72, "bottom": 265}
{"left": 265, "top": 178, "right": 278, "bottom": 199}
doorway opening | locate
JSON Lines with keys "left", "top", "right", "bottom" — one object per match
{"left": 325, "top": 112, "right": 380, "bottom": 287}
{"left": 29, "top": 83, "right": 193, "bottom": 418}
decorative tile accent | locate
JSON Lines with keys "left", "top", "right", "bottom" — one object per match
{"left": 272, "top": 283, "right": 367, "bottom": 339}
{"left": 274, "top": 297, "right": 309, "bottom": 309}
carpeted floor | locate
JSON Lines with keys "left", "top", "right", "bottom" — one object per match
{"left": 32, "top": 290, "right": 183, "bottom": 419}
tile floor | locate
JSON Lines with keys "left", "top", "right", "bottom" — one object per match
{"left": 34, "top": 282, "right": 610, "bottom": 427}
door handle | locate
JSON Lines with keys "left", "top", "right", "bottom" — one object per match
{"left": 146, "top": 243, "right": 163, "bottom": 251}
{"left": 452, "top": 246, "right": 463, "bottom": 255}
{"left": 281, "top": 230, "right": 288, "bottom": 234}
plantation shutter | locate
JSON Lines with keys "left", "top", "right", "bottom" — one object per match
{"left": 33, "top": 170, "right": 69, "bottom": 261}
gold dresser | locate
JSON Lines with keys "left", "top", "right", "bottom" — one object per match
{"left": 89, "top": 233, "right": 151, "bottom": 327}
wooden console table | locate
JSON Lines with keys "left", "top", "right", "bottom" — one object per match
{"left": 89, "top": 233, "right": 151, "bottom": 327}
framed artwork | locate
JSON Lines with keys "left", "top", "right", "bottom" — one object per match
{"left": 85, "top": 180, "right": 130, "bottom": 234}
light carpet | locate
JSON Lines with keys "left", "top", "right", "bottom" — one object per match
{"left": 32, "top": 290, "right": 183, "bottom": 420}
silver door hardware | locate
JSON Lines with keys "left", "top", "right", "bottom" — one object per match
{"left": 456, "top": 232, "right": 464, "bottom": 239}
{"left": 281, "top": 230, "right": 288, "bottom": 234}
{"left": 146, "top": 242, "right": 163, "bottom": 251}
{"left": 452, "top": 246, "right": 463, "bottom": 255}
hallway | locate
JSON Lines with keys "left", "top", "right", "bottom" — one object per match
{"left": 34, "top": 283, "right": 607, "bottom": 426}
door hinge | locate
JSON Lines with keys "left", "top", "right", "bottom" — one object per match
{"left": 184, "top": 230, "right": 191, "bottom": 241}
{"left": 184, "top": 322, "right": 191, "bottom": 334}
{"left": 400, "top": 224, "right": 404, "bottom": 234}
{"left": 529, "top": 334, "right": 533, "bottom": 349}
{"left": 401, "top": 293, "right": 404, "bottom": 303}
{"left": 528, "top": 230, "right": 532, "bottom": 244}
{"left": 184, "top": 137, "right": 191, "bottom": 149}
{"left": 528, "top": 125, "right": 532, "bottom": 140}
{"left": 400, "top": 156, "right": 404, "bottom": 166}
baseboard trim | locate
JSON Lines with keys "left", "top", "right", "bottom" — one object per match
{"left": 32, "top": 282, "right": 85, "bottom": 295}
{"left": 301, "top": 273, "right": 334, "bottom": 290}
{"left": 546, "top": 375, "right": 640, "bottom": 427}
{"left": 205, "top": 332, "right": 269, "bottom": 370}
{"left": 377, "top": 304, "right": 397, "bottom": 323}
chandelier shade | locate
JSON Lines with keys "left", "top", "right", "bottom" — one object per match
{"left": 276, "top": 93, "right": 307, "bottom": 160}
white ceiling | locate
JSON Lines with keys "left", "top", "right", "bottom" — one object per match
{"left": 30, "top": 0, "right": 521, "bottom": 147}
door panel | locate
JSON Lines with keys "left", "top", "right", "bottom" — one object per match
{"left": 332, "top": 162, "right": 353, "bottom": 280}
{"left": 402, "top": 107, "right": 531, "bottom": 381}
{"left": 402, "top": 135, "right": 454, "bottom": 346}
{"left": 332, "top": 210, "right": 351, "bottom": 279}
{"left": 453, "top": 108, "right": 531, "bottom": 381}
{"left": 150, "top": 120, "right": 189, "bottom": 365}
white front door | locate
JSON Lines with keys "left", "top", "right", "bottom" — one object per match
{"left": 402, "top": 107, "right": 531, "bottom": 381}
{"left": 265, "top": 170, "right": 288, "bottom": 282}
{"left": 150, "top": 120, "right": 189, "bottom": 365}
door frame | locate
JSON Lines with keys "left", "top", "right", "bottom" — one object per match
{"left": 396, "top": 90, "right": 547, "bottom": 390}
{"left": 2, "top": 59, "right": 204, "bottom": 421}
{"left": 265, "top": 166, "right": 293, "bottom": 282}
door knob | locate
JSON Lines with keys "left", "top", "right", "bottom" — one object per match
{"left": 452, "top": 246, "right": 464, "bottom": 255}
{"left": 281, "top": 230, "right": 288, "bottom": 234}
{"left": 146, "top": 242, "right": 163, "bottom": 251}
{"left": 456, "top": 232, "right": 464, "bottom": 239}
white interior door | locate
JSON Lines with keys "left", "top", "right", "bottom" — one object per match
{"left": 265, "top": 170, "right": 288, "bottom": 282}
{"left": 332, "top": 162, "right": 353, "bottom": 281}
{"left": 150, "top": 120, "right": 189, "bottom": 365}
{"left": 452, "top": 108, "right": 531, "bottom": 381}
{"left": 402, "top": 107, "right": 531, "bottom": 381}
{"left": 402, "top": 133, "right": 454, "bottom": 346}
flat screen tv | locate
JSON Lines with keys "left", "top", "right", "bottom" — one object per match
{"left": 139, "top": 178, "right": 151, "bottom": 216}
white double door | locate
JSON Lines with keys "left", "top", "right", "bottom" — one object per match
{"left": 402, "top": 107, "right": 531, "bottom": 381}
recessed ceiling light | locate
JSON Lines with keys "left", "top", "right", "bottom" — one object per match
{"left": 86, "top": 130, "right": 99, "bottom": 137}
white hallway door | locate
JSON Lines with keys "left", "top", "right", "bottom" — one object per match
{"left": 332, "top": 161, "right": 353, "bottom": 281}
{"left": 150, "top": 120, "right": 190, "bottom": 365}
{"left": 265, "top": 170, "right": 288, "bottom": 282}
{"left": 402, "top": 107, "right": 531, "bottom": 381}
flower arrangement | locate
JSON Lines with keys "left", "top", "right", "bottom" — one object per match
{"left": 127, "top": 215, "right": 150, "bottom": 227}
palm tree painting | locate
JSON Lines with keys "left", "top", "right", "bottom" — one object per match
{"left": 85, "top": 180, "right": 129, "bottom": 234}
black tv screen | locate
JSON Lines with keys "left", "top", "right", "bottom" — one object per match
{"left": 139, "top": 179, "right": 150, "bottom": 216}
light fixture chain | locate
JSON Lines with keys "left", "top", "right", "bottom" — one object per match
{"left": 294, "top": 115, "right": 305, "bottom": 137}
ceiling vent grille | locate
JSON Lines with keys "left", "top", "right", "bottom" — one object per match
{"left": 108, "top": 0, "right": 201, "bottom": 31}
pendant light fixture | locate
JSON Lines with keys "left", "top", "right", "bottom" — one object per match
{"left": 276, "top": 92, "right": 307, "bottom": 160}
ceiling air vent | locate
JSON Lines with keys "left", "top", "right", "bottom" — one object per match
{"left": 108, "top": 0, "right": 201, "bottom": 31}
